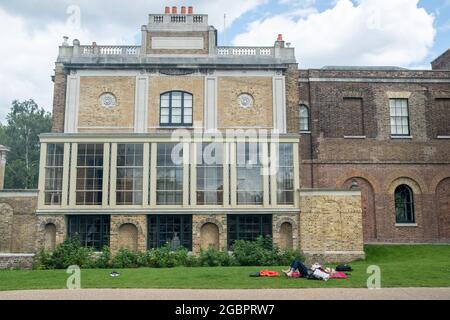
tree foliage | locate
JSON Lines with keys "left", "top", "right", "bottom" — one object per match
{"left": 0, "top": 100, "right": 52, "bottom": 189}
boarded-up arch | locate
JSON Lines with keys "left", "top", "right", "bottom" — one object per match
{"left": 44, "top": 223, "right": 56, "bottom": 251}
{"left": 200, "top": 223, "right": 219, "bottom": 251}
{"left": 436, "top": 178, "right": 450, "bottom": 240}
{"left": 0, "top": 203, "right": 13, "bottom": 252}
{"left": 279, "top": 222, "right": 293, "bottom": 250}
{"left": 343, "top": 177, "right": 377, "bottom": 241}
{"left": 118, "top": 223, "right": 138, "bottom": 251}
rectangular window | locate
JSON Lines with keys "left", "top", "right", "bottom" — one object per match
{"left": 343, "top": 98, "right": 364, "bottom": 136}
{"left": 196, "top": 143, "right": 223, "bottom": 205}
{"left": 390, "top": 99, "right": 410, "bottom": 136}
{"left": 433, "top": 99, "right": 450, "bottom": 137}
{"left": 76, "top": 144, "right": 104, "bottom": 205}
{"left": 116, "top": 144, "right": 144, "bottom": 205}
{"left": 68, "top": 215, "right": 110, "bottom": 251}
{"left": 148, "top": 215, "right": 192, "bottom": 250}
{"left": 277, "top": 143, "right": 294, "bottom": 205}
{"left": 44, "top": 143, "right": 64, "bottom": 205}
{"left": 156, "top": 143, "right": 183, "bottom": 205}
{"left": 227, "top": 215, "right": 272, "bottom": 249}
{"left": 236, "top": 143, "right": 264, "bottom": 205}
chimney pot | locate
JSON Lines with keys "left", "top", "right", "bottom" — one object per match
{"left": 165, "top": 6, "right": 170, "bottom": 14}
{"left": 172, "top": 6, "right": 177, "bottom": 14}
{"left": 181, "top": 6, "right": 186, "bottom": 14}
{"left": 188, "top": 6, "right": 193, "bottom": 14}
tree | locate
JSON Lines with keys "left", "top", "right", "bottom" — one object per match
{"left": 0, "top": 100, "right": 52, "bottom": 189}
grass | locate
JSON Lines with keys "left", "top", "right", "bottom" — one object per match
{"left": 0, "top": 245, "right": 449, "bottom": 291}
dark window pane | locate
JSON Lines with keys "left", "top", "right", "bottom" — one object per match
{"left": 227, "top": 215, "right": 272, "bottom": 249}
{"left": 67, "top": 215, "right": 110, "bottom": 251}
{"left": 147, "top": 215, "right": 192, "bottom": 250}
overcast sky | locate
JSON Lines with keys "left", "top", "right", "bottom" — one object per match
{"left": 0, "top": 0, "right": 449, "bottom": 122}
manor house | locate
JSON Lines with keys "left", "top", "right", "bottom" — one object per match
{"left": 1, "top": 7, "right": 449, "bottom": 266}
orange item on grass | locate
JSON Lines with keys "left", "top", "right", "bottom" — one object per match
{"left": 259, "top": 270, "right": 280, "bottom": 277}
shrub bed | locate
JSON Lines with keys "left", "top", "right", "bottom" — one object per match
{"left": 34, "top": 236, "right": 303, "bottom": 269}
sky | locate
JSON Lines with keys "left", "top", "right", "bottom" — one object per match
{"left": 0, "top": 0, "right": 449, "bottom": 122}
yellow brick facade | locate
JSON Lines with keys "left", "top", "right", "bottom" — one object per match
{"left": 78, "top": 76, "right": 136, "bottom": 132}
{"left": 217, "top": 77, "right": 274, "bottom": 129}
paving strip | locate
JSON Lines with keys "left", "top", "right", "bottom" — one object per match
{"left": 0, "top": 288, "right": 449, "bottom": 300}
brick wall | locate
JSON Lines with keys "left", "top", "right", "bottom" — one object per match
{"left": 299, "top": 190, "right": 365, "bottom": 263}
{"left": 217, "top": 76, "right": 273, "bottom": 129}
{"left": 78, "top": 76, "right": 136, "bottom": 131}
{"left": 0, "top": 254, "right": 35, "bottom": 270}
{"left": 0, "top": 192, "right": 38, "bottom": 253}
{"left": 296, "top": 69, "right": 450, "bottom": 243}
{"left": 51, "top": 64, "right": 67, "bottom": 133}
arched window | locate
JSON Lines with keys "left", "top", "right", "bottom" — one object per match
{"left": 395, "top": 185, "right": 415, "bottom": 223}
{"left": 299, "top": 105, "right": 310, "bottom": 132}
{"left": 160, "top": 91, "right": 193, "bottom": 126}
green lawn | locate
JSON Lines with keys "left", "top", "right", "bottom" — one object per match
{"left": 0, "top": 245, "right": 449, "bottom": 291}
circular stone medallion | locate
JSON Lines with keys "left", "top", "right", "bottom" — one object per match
{"left": 238, "top": 93, "right": 254, "bottom": 109}
{"left": 100, "top": 93, "right": 117, "bottom": 108}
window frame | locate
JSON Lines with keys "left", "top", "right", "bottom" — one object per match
{"left": 67, "top": 215, "right": 110, "bottom": 251}
{"left": 299, "top": 104, "right": 310, "bottom": 132}
{"left": 276, "top": 143, "right": 295, "bottom": 205}
{"left": 394, "top": 184, "right": 416, "bottom": 224}
{"left": 159, "top": 91, "right": 193, "bottom": 127}
{"left": 147, "top": 215, "right": 192, "bottom": 251}
{"left": 390, "top": 99, "right": 411, "bottom": 136}
{"left": 196, "top": 142, "right": 224, "bottom": 205}
{"left": 156, "top": 143, "right": 184, "bottom": 205}
{"left": 75, "top": 144, "right": 104, "bottom": 206}
{"left": 227, "top": 214, "right": 273, "bottom": 250}
{"left": 236, "top": 142, "right": 264, "bottom": 205}
{"left": 116, "top": 143, "right": 144, "bottom": 206}
{"left": 44, "top": 143, "right": 65, "bottom": 206}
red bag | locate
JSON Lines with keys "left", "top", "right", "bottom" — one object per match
{"left": 330, "top": 272, "right": 347, "bottom": 279}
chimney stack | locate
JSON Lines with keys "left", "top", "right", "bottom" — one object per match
{"left": 172, "top": 6, "right": 177, "bottom": 14}
{"left": 275, "top": 34, "right": 285, "bottom": 48}
{"left": 165, "top": 6, "right": 170, "bottom": 14}
{"left": 188, "top": 6, "right": 194, "bottom": 14}
{"left": 181, "top": 6, "right": 187, "bottom": 14}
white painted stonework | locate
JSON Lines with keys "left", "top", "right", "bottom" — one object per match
{"left": 152, "top": 37, "right": 204, "bottom": 50}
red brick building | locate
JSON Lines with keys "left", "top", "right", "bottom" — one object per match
{"left": 294, "top": 57, "right": 450, "bottom": 243}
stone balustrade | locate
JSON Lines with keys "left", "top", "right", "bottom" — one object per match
{"left": 78, "top": 45, "right": 141, "bottom": 56}
{"left": 216, "top": 47, "right": 275, "bottom": 57}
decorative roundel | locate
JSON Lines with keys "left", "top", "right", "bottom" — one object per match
{"left": 238, "top": 93, "right": 254, "bottom": 109}
{"left": 100, "top": 93, "right": 117, "bottom": 108}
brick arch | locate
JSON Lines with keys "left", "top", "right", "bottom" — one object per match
{"left": 275, "top": 217, "right": 298, "bottom": 231}
{"left": 44, "top": 223, "right": 57, "bottom": 251}
{"left": 335, "top": 171, "right": 381, "bottom": 193}
{"left": 436, "top": 178, "right": 450, "bottom": 240}
{"left": 111, "top": 220, "right": 144, "bottom": 236}
{"left": 200, "top": 223, "right": 220, "bottom": 251}
{"left": 342, "top": 177, "right": 377, "bottom": 241}
{"left": 430, "top": 170, "right": 450, "bottom": 193}
{"left": 384, "top": 171, "right": 426, "bottom": 194}
{"left": 118, "top": 223, "right": 138, "bottom": 251}
{"left": 195, "top": 218, "right": 224, "bottom": 235}
{"left": 387, "top": 177, "right": 423, "bottom": 195}
{"left": 38, "top": 217, "right": 64, "bottom": 233}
